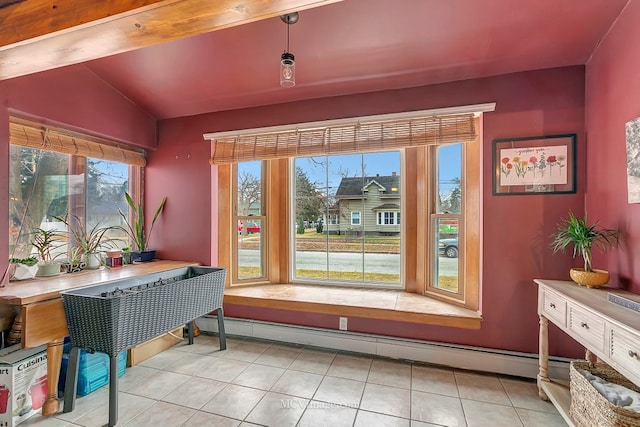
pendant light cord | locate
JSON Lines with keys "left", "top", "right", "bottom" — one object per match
{"left": 286, "top": 20, "right": 290, "bottom": 53}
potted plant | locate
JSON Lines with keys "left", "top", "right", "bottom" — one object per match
{"left": 551, "top": 211, "right": 622, "bottom": 288}
{"left": 63, "top": 247, "right": 86, "bottom": 273}
{"left": 30, "top": 227, "right": 62, "bottom": 277}
{"left": 8, "top": 256, "right": 39, "bottom": 281}
{"left": 118, "top": 192, "right": 166, "bottom": 262}
{"left": 56, "top": 214, "right": 120, "bottom": 270}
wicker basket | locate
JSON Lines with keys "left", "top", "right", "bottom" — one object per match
{"left": 61, "top": 266, "right": 226, "bottom": 357}
{"left": 570, "top": 361, "right": 640, "bottom": 427}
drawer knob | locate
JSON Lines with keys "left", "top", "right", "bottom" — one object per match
{"left": 580, "top": 322, "right": 589, "bottom": 329}
{"left": 550, "top": 303, "right": 556, "bottom": 309}
{"left": 629, "top": 350, "right": 639, "bottom": 359}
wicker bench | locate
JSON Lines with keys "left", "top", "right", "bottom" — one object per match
{"left": 60, "top": 266, "right": 227, "bottom": 427}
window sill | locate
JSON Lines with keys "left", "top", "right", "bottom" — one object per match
{"left": 223, "top": 284, "right": 482, "bottom": 330}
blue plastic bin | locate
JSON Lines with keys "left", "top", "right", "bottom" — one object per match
{"left": 59, "top": 342, "right": 126, "bottom": 396}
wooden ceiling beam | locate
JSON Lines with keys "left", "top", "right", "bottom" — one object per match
{"left": 0, "top": 0, "right": 341, "bottom": 81}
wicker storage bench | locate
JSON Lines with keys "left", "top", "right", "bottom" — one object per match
{"left": 570, "top": 360, "right": 640, "bottom": 427}
{"left": 60, "top": 266, "right": 227, "bottom": 427}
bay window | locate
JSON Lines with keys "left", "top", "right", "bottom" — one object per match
{"left": 213, "top": 105, "right": 484, "bottom": 310}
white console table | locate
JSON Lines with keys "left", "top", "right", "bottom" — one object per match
{"left": 535, "top": 279, "right": 640, "bottom": 426}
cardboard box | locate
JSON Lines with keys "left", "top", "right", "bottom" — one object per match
{"left": 0, "top": 345, "right": 47, "bottom": 427}
{"left": 127, "top": 327, "right": 182, "bottom": 367}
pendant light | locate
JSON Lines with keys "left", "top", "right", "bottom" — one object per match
{"left": 280, "top": 12, "right": 299, "bottom": 87}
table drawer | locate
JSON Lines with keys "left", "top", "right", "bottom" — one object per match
{"left": 23, "top": 299, "right": 68, "bottom": 348}
{"left": 541, "top": 289, "right": 567, "bottom": 327}
{"left": 568, "top": 303, "right": 605, "bottom": 353}
{"left": 610, "top": 326, "right": 640, "bottom": 386}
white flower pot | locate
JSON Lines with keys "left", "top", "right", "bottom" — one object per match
{"left": 36, "top": 262, "right": 61, "bottom": 277}
{"left": 11, "top": 263, "right": 38, "bottom": 280}
{"left": 84, "top": 253, "right": 102, "bottom": 270}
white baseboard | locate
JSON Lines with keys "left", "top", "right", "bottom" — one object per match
{"left": 197, "top": 315, "right": 570, "bottom": 381}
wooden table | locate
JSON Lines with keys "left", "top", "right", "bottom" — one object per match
{"left": 535, "top": 279, "right": 640, "bottom": 426}
{"left": 0, "top": 260, "right": 196, "bottom": 416}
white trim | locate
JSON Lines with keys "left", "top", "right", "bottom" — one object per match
{"left": 203, "top": 103, "right": 496, "bottom": 140}
{"left": 198, "top": 315, "right": 570, "bottom": 381}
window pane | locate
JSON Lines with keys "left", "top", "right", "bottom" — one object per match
{"left": 235, "top": 161, "right": 264, "bottom": 281}
{"left": 434, "top": 144, "right": 462, "bottom": 293}
{"left": 237, "top": 161, "right": 262, "bottom": 216}
{"left": 10, "top": 146, "right": 135, "bottom": 267}
{"left": 294, "top": 152, "right": 401, "bottom": 285}
{"left": 435, "top": 217, "right": 459, "bottom": 292}
{"left": 437, "top": 144, "right": 462, "bottom": 214}
{"left": 9, "top": 146, "right": 70, "bottom": 261}
{"left": 237, "top": 218, "right": 263, "bottom": 280}
{"left": 86, "top": 158, "right": 129, "bottom": 250}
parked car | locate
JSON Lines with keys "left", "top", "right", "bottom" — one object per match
{"left": 238, "top": 222, "right": 261, "bottom": 234}
{"left": 439, "top": 237, "right": 458, "bottom": 258}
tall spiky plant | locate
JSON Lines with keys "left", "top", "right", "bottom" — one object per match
{"left": 118, "top": 192, "right": 166, "bottom": 251}
{"left": 551, "top": 211, "right": 621, "bottom": 272}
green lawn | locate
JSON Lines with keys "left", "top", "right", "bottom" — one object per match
{"left": 238, "top": 266, "right": 458, "bottom": 291}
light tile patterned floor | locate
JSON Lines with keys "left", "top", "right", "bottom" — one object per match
{"left": 22, "top": 334, "right": 568, "bottom": 427}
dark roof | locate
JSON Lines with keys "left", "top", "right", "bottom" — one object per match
{"left": 335, "top": 175, "right": 401, "bottom": 198}
{"left": 373, "top": 203, "right": 400, "bottom": 210}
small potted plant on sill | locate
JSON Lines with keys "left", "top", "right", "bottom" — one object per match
{"left": 56, "top": 214, "right": 120, "bottom": 270}
{"left": 118, "top": 192, "right": 166, "bottom": 262}
{"left": 551, "top": 211, "right": 622, "bottom": 288}
{"left": 8, "top": 256, "right": 39, "bottom": 281}
{"left": 30, "top": 227, "right": 63, "bottom": 277}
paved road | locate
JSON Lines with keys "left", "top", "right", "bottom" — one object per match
{"left": 239, "top": 250, "right": 459, "bottom": 276}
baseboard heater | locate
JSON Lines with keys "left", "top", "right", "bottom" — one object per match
{"left": 198, "top": 315, "right": 570, "bottom": 381}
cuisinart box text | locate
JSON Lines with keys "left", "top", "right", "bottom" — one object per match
{"left": 0, "top": 345, "right": 47, "bottom": 427}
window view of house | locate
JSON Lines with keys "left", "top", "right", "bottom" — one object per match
{"left": 8, "top": 145, "right": 131, "bottom": 262}
{"left": 293, "top": 151, "right": 402, "bottom": 286}
{"left": 434, "top": 143, "right": 463, "bottom": 293}
{"left": 235, "top": 160, "right": 265, "bottom": 281}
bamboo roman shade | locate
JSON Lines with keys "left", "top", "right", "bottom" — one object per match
{"left": 9, "top": 117, "right": 146, "bottom": 167}
{"left": 207, "top": 113, "right": 477, "bottom": 165}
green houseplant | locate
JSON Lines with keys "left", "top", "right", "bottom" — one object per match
{"left": 551, "top": 211, "right": 621, "bottom": 287}
{"left": 8, "top": 256, "right": 39, "bottom": 280}
{"left": 118, "top": 192, "right": 166, "bottom": 262}
{"left": 30, "top": 227, "right": 62, "bottom": 276}
{"left": 56, "top": 214, "right": 120, "bottom": 270}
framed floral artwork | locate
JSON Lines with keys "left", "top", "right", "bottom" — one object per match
{"left": 625, "top": 116, "right": 640, "bottom": 203}
{"left": 493, "top": 134, "right": 577, "bottom": 195}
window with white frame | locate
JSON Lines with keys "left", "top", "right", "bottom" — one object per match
{"left": 351, "top": 211, "right": 361, "bottom": 225}
{"left": 377, "top": 211, "right": 400, "bottom": 225}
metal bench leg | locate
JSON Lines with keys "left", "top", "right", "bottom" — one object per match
{"left": 187, "top": 321, "right": 195, "bottom": 345}
{"left": 108, "top": 354, "right": 119, "bottom": 427}
{"left": 63, "top": 346, "right": 81, "bottom": 413}
{"left": 217, "top": 308, "right": 226, "bottom": 350}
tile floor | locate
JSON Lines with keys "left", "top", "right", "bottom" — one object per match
{"left": 22, "top": 334, "right": 568, "bottom": 427}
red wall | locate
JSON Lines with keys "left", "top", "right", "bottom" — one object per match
{"left": 2, "top": 66, "right": 156, "bottom": 148}
{"left": 147, "top": 118, "right": 215, "bottom": 265}
{"left": 156, "top": 66, "right": 587, "bottom": 356}
{"left": 0, "top": 65, "right": 156, "bottom": 281}
{"left": 585, "top": 0, "right": 640, "bottom": 292}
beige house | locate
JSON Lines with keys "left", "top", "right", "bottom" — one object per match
{"left": 331, "top": 173, "right": 401, "bottom": 236}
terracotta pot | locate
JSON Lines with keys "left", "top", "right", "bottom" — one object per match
{"left": 569, "top": 268, "right": 610, "bottom": 288}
